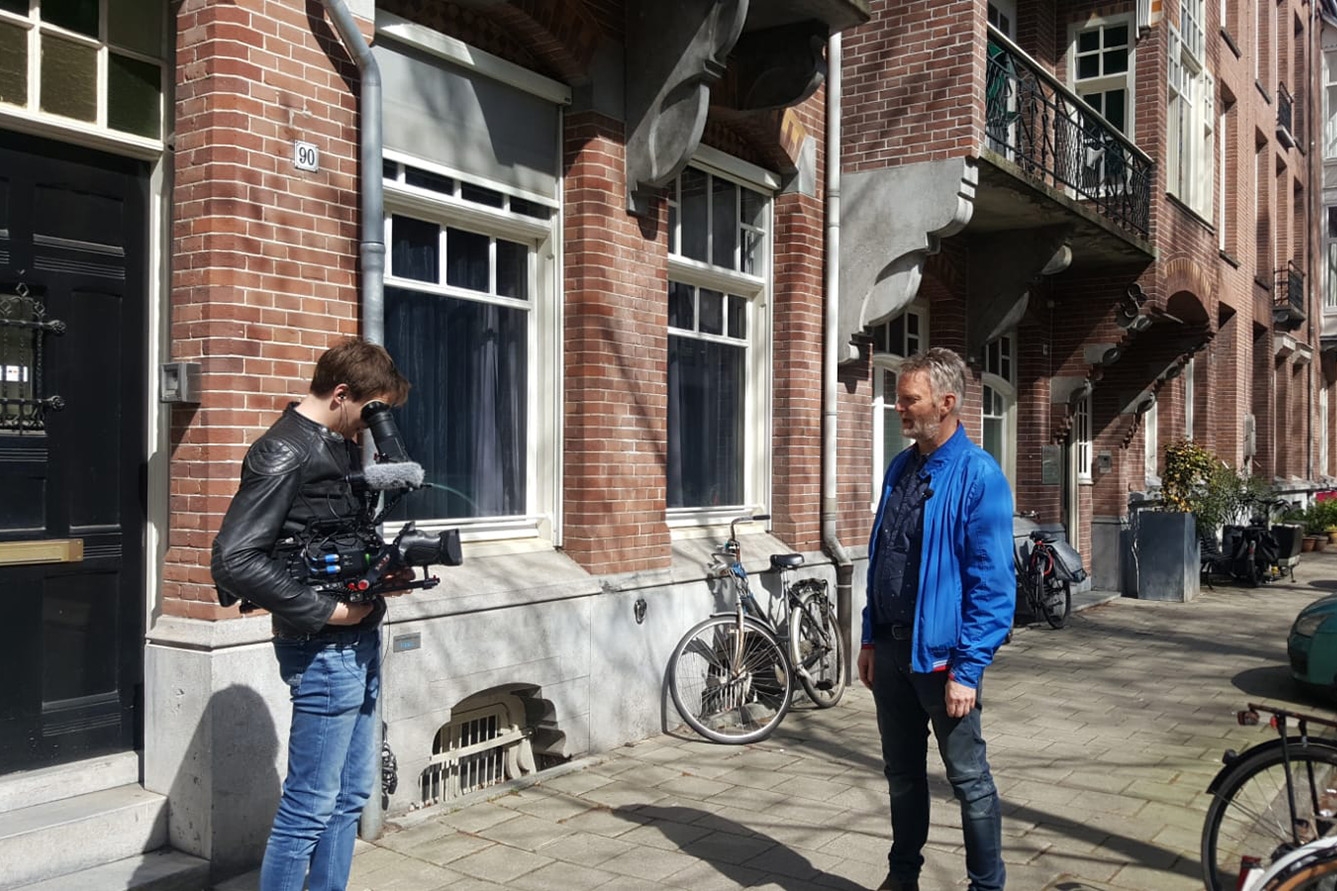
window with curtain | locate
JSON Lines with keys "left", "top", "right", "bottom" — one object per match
{"left": 1072, "top": 18, "right": 1134, "bottom": 194}
{"left": 381, "top": 159, "right": 556, "bottom": 527}
{"left": 1143, "top": 397, "right": 1159, "bottom": 485}
{"left": 666, "top": 165, "right": 770, "bottom": 513}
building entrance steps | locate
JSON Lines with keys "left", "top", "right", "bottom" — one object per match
{"left": 217, "top": 550, "right": 1337, "bottom": 889}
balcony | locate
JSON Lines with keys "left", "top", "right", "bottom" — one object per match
{"left": 1273, "top": 260, "right": 1306, "bottom": 330}
{"left": 983, "top": 27, "right": 1152, "bottom": 239}
{"left": 1277, "top": 82, "right": 1296, "bottom": 149}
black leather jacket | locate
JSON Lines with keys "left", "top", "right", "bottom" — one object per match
{"left": 211, "top": 405, "right": 385, "bottom": 636}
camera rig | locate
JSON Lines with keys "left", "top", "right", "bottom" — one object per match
{"left": 286, "top": 400, "right": 462, "bottom": 603}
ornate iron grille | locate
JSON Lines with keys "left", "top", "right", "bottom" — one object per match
{"left": 984, "top": 29, "right": 1153, "bottom": 238}
{"left": 0, "top": 283, "right": 64, "bottom": 433}
{"left": 1277, "top": 81, "right": 1295, "bottom": 144}
{"left": 1275, "top": 260, "right": 1305, "bottom": 313}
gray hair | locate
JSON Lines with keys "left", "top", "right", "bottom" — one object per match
{"left": 900, "top": 347, "right": 966, "bottom": 415}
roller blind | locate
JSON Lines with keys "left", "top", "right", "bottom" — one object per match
{"left": 375, "top": 38, "right": 559, "bottom": 200}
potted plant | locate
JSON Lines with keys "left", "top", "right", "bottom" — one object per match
{"left": 1129, "top": 441, "right": 1214, "bottom": 602}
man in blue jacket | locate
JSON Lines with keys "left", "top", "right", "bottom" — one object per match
{"left": 857, "top": 347, "right": 1015, "bottom": 891}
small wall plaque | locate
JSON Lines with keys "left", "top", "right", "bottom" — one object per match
{"left": 1041, "top": 444, "right": 1062, "bottom": 484}
{"left": 293, "top": 141, "right": 320, "bottom": 172}
{"left": 393, "top": 633, "right": 421, "bottom": 653}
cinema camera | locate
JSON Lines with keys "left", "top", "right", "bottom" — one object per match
{"left": 289, "top": 400, "right": 462, "bottom": 603}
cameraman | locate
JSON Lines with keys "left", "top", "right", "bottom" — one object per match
{"left": 211, "top": 338, "right": 412, "bottom": 891}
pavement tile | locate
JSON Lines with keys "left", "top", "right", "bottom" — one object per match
{"left": 533, "top": 829, "right": 636, "bottom": 867}
{"left": 447, "top": 843, "right": 556, "bottom": 884}
{"left": 505, "top": 858, "right": 619, "bottom": 890}
{"left": 595, "top": 843, "right": 703, "bottom": 881}
{"left": 475, "top": 812, "right": 576, "bottom": 852}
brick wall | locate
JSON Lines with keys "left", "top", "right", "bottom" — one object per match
{"left": 165, "top": 0, "right": 364, "bottom": 619}
{"left": 840, "top": 0, "right": 980, "bottom": 172}
{"left": 560, "top": 111, "right": 672, "bottom": 574}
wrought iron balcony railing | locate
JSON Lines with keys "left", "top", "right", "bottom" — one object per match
{"left": 984, "top": 26, "right": 1153, "bottom": 238}
{"left": 1275, "top": 260, "right": 1305, "bottom": 314}
{"left": 1277, "top": 82, "right": 1296, "bottom": 148}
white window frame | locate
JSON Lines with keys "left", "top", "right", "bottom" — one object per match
{"left": 987, "top": 0, "right": 1017, "bottom": 38}
{"left": 1327, "top": 205, "right": 1337, "bottom": 310}
{"left": 0, "top": 0, "right": 165, "bottom": 156}
{"left": 869, "top": 306, "right": 928, "bottom": 510}
{"left": 981, "top": 331, "right": 1017, "bottom": 490}
{"left": 1326, "top": 50, "right": 1337, "bottom": 160}
{"left": 665, "top": 160, "right": 774, "bottom": 530}
{"left": 1184, "top": 358, "right": 1196, "bottom": 440}
{"left": 1321, "top": 385, "right": 1330, "bottom": 478}
{"left": 1070, "top": 16, "right": 1136, "bottom": 195}
{"left": 1167, "top": 19, "right": 1215, "bottom": 220}
{"left": 1144, "top": 397, "right": 1160, "bottom": 486}
{"left": 382, "top": 152, "right": 562, "bottom": 545}
{"left": 1073, "top": 392, "right": 1093, "bottom": 484}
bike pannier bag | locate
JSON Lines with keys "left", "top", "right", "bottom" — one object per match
{"left": 1048, "top": 539, "right": 1088, "bottom": 583}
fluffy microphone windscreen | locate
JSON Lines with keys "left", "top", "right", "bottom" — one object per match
{"left": 362, "top": 461, "right": 425, "bottom": 490}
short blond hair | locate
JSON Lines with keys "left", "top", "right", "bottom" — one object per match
{"left": 899, "top": 347, "right": 966, "bottom": 415}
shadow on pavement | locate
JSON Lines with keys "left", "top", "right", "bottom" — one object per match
{"left": 1231, "top": 664, "right": 1304, "bottom": 701}
{"left": 611, "top": 803, "right": 866, "bottom": 890}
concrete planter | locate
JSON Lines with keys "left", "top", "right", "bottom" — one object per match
{"left": 1126, "top": 510, "right": 1200, "bottom": 602}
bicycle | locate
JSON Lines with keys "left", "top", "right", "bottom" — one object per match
{"left": 667, "top": 513, "right": 847, "bottom": 744}
{"left": 1201, "top": 703, "right": 1337, "bottom": 891}
{"left": 1013, "top": 512, "right": 1087, "bottom": 630}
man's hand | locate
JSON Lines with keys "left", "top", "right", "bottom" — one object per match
{"left": 945, "top": 678, "right": 976, "bottom": 718}
{"left": 327, "top": 601, "right": 374, "bottom": 625}
{"left": 857, "top": 647, "right": 875, "bottom": 689}
{"left": 378, "top": 568, "right": 416, "bottom": 597}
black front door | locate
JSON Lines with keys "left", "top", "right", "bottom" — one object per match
{"left": 0, "top": 130, "right": 148, "bottom": 773}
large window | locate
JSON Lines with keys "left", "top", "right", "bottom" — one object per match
{"left": 1144, "top": 397, "right": 1159, "bottom": 485}
{"left": 869, "top": 307, "right": 926, "bottom": 501}
{"left": 982, "top": 332, "right": 1017, "bottom": 488}
{"left": 1168, "top": 6, "right": 1215, "bottom": 219}
{"left": 0, "top": 0, "right": 163, "bottom": 140}
{"left": 666, "top": 165, "right": 771, "bottom": 517}
{"left": 1073, "top": 19, "right": 1132, "bottom": 135}
{"left": 1327, "top": 207, "right": 1337, "bottom": 310}
{"left": 1072, "top": 18, "right": 1134, "bottom": 194}
{"left": 1326, "top": 50, "right": 1337, "bottom": 159}
{"left": 382, "top": 157, "right": 558, "bottom": 534}
{"left": 1073, "top": 392, "right": 1093, "bottom": 484}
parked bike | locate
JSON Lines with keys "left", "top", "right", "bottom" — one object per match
{"left": 667, "top": 514, "right": 846, "bottom": 744}
{"left": 1201, "top": 703, "right": 1337, "bottom": 891}
{"left": 1218, "top": 499, "right": 1303, "bottom": 586}
{"left": 1012, "top": 512, "right": 1087, "bottom": 629}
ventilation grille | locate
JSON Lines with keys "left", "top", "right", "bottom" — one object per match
{"left": 419, "top": 700, "right": 533, "bottom": 807}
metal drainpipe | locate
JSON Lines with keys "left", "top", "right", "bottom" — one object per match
{"left": 318, "top": 0, "right": 388, "bottom": 840}
{"left": 822, "top": 32, "right": 856, "bottom": 675}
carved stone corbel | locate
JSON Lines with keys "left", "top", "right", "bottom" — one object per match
{"left": 625, "top": 0, "right": 748, "bottom": 215}
{"left": 964, "top": 225, "right": 1072, "bottom": 360}
{"left": 712, "top": 22, "right": 828, "bottom": 112}
{"left": 837, "top": 159, "right": 977, "bottom": 356}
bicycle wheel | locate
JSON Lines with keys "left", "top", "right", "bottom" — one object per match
{"left": 789, "top": 590, "right": 846, "bottom": 708}
{"left": 1040, "top": 576, "right": 1071, "bottom": 629}
{"left": 1202, "top": 741, "right": 1337, "bottom": 891}
{"left": 668, "top": 614, "right": 793, "bottom": 744}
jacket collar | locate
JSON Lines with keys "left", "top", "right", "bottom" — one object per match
{"left": 918, "top": 422, "right": 970, "bottom": 474}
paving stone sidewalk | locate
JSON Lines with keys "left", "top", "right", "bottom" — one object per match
{"left": 220, "top": 550, "right": 1337, "bottom": 890}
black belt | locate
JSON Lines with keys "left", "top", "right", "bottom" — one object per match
{"left": 273, "top": 627, "right": 375, "bottom": 644}
{"left": 873, "top": 623, "right": 913, "bottom": 641}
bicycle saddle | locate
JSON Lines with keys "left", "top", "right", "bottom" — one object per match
{"left": 770, "top": 553, "right": 804, "bottom": 570}
{"left": 1029, "top": 531, "right": 1059, "bottom": 543}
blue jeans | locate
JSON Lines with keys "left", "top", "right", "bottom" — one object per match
{"left": 260, "top": 629, "right": 380, "bottom": 891}
{"left": 872, "top": 636, "right": 1004, "bottom": 891}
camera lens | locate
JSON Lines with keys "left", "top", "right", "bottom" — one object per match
{"left": 361, "top": 401, "right": 411, "bottom": 463}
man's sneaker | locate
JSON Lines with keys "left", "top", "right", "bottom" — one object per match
{"left": 875, "top": 875, "right": 919, "bottom": 891}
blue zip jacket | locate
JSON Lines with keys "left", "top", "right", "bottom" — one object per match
{"left": 862, "top": 424, "right": 1015, "bottom": 689}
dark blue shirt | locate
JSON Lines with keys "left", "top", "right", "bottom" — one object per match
{"left": 871, "top": 449, "right": 931, "bottom": 626}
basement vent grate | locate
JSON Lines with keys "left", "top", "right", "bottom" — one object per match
{"left": 419, "top": 698, "right": 535, "bottom": 807}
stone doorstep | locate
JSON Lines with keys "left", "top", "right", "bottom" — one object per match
{"left": 12, "top": 849, "right": 209, "bottom": 891}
